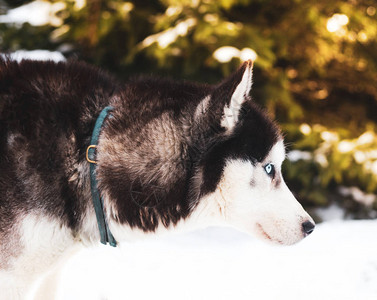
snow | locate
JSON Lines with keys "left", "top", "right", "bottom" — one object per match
{"left": 3, "top": 50, "right": 65, "bottom": 62}
{"left": 315, "top": 203, "right": 346, "bottom": 221}
{"left": 338, "top": 186, "right": 376, "bottom": 207}
{"left": 0, "top": 0, "right": 62, "bottom": 26}
{"left": 287, "top": 150, "right": 312, "bottom": 162}
{"left": 54, "top": 220, "right": 377, "bottom": 300}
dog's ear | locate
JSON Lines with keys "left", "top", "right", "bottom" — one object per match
{"left": 195, "top": 60, "right": 253, "bottom": 133}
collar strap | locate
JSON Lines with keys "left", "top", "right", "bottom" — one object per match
{"left": 86, "top": 106, "right": 117, "bottom": 247}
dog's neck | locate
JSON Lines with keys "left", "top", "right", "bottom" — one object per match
{"left": 76, "top": 148, "right": 225, "bottom": 244}
{"left": 102, "top": 189, "right": 226, "bottom": 242}
{"left": 73, "top": 159, "right": 101, "bottom": 245}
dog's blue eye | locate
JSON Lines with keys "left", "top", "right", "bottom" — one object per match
{"left": 264, "top": 163, "right": 275, "bottom": 177}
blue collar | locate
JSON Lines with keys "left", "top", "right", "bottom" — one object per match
{"left": 86, "top": 106, "right": 117, "bottom": 247}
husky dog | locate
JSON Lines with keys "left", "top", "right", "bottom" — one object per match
{"left": 0, "top": 58, "right": 314, "bottom": 299}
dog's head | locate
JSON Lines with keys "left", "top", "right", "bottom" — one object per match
{"left": 98, "top": 60, "right": 314, "bottom": 245}
{"left": 192, "top": 60, "right": 315, "bottom": 245}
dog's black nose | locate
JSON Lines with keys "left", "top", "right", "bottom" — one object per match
{"left": 302, "top": 221, "right": 315, "bottom": 236}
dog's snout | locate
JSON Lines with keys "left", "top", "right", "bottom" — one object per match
{"left": 302, "top": 220, "right": 315, "bottom": 236}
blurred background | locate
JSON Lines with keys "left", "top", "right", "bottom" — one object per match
{"left": 0, "top": 0, "right": 376, "bottom": 221}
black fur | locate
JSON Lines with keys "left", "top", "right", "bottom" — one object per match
{"left": 199, "top": 101, "right": 280, "bottom": 196}
{"left": 0, "top": 58, "right": 280, "bottom": 237}
{"left": 0, "top": 58, "right": 118, "bottom": 231}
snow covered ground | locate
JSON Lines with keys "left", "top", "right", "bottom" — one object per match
{"left": 2, "top": 50, "right": 65, "bottom": 62}
{"left": 53, "top": 220, "right": 377, "bottom": 300}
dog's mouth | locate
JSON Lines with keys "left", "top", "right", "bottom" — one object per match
{"left": 256, "top": 223, "right": 283, "bottom": 245}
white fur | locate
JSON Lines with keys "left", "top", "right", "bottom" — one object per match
{"left": 0, "top": 214, "right": 77, "bottom": 300}
{"left": 194, "top": 95, "right": 210, "bottom": 120}
{"left": 221, "top": 61, "right": 253, "bottom": 131}
{"left": 106, "top": 193, "right": 224, "bottom": 243}
{"left": 217, "top": 140, "right": 314, "bottom": 245}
